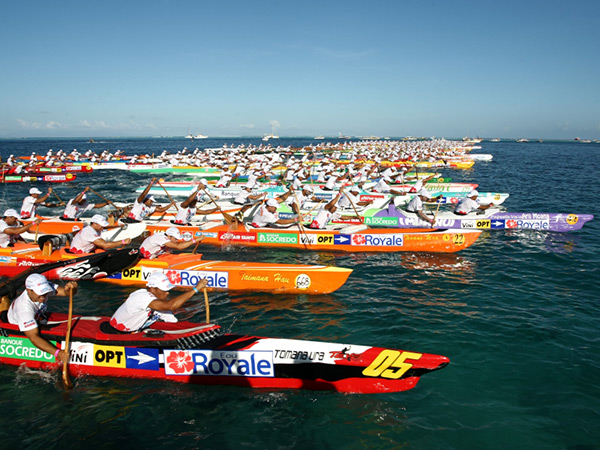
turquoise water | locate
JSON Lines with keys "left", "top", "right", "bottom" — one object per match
{"left": 0, "top": 138, "right": 599, "bottom": 449}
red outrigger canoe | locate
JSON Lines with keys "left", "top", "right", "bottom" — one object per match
{"left": 0, "top": 312, "right": 449, "bottom": 394}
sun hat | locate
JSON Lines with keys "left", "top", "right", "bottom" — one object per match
{"left": 266, "top": 199, "right": 279, "bottom": 208}
{"left": 165, "top": 227, "right": 182, "bottom": 240}
{"left": 90, "top": 214, "right": 109, "bottom": 227}
{"left": 29, "top": 187, "right": 43, "bottom": 195}
{"left": 144, "top": 195, "right": 155, "bottom": 203}
{"left": 3, "top": 209, "right": 20, "bottom": 219}
{"left": 468, "top": 190, "right": 479, "bottom": 197}
{"left": 146, "top": 272, "right": 175, "bottom": 291}
{"left": 302, "top": 185, "right": 313, "bottom": 193}
{"left": 25, "top": 273, "right": 56, "bottom": 296}
{"left": 418, "top": 188, "right": 432, "bottom": 199}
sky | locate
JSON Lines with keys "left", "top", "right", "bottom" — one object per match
{"left": 1, "top": 0, "right": 599, "bottom": 139}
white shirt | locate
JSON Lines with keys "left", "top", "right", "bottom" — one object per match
{"left": 0, "top": 219, "right": 17, "bottom": 248}
{"left": 109, "top": 289, "right": 158, "bottom": 332}
{"left": 63, "top": 198, "right": 94, "bottom": 219}
{"left": 70, "top": 226, "right": 101, "bottom": 253}
{"left": 8, "top": 286, "right": 57, "bottom": 332}
{"left": 406, "top": 195, "right": 424, "bottom": 213}
{"left": 139, "top": 233, "right": 170, "bottom": 259}
{"left": 251, "top": 206, "right": 278, "bottom": 227}
{"left": 234, "top": 189, "right": 252, "bottom": 204}
{"left": 455, "top": 197, "right": 480, "bottom": 214}
{"left": 20, "top": 196, "right": 38, "bottom": 218}
{"left": 373, "top": 179, "right": 391, "bottom": 193}
{"left": 174, "top": 203, "right": 195, "bottom": 224}
{"left": 128, "top": 200, "right": 156, "bottom": 221}
{"left": 338, "top": 192, "right": 359, "bottom": 209}
{"left": 309, "top": 207, "right": 340, "bottom": 229}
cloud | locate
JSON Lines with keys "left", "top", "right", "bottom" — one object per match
{"left": 269, "top": 120, "right": 280, "bottom": 129}
{"left": 17, "top": 119, "right": 66, "bottom": 130}
{"left": 239, "top": 123, "right": 255, "bottom": 129}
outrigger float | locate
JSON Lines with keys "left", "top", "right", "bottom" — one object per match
{"left": 0, "top": 312, "right": 449, "bottom": 394}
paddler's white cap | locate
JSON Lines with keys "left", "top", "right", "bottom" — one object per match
{"left": 418, "top": 188, "right": 431, "bottom": 199}
{"left": 146, "top": 272, "right": 175, "bottom": 291}
{"left": 29, "top": 187, "right": 43, "bottom": 195}
{"left": 25, "top": 273, "right": 56, "bottom": 296}
{"left": 199, "top": 178, "right": 208, "bottom": 186}
{"left": 469, "top": 190, "right": 479, "bottom": 197}
{"left": 144, "top": 194, "right": 155, "bottom": 203}
{"left": 266, "top": 199, "right": 279, "bottom": 208}
{"left": 302, "top": 185, "right": 313, "bottom": 193}
{"left": 165, "top": 227, "right": 182, "bottom": 240}
{"left": 3, "top": 209, "right": 20, "bottom": 219}
{"left": 90, "top": 214, "right": 109, "bottom": 227}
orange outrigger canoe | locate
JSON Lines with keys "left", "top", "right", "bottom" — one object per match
{"left": 144, "top": 222, "right": 482, "bottom": 253}
{"left": 0, "top": 244, "right": 352, "bottom": 295}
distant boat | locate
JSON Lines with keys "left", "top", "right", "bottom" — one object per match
{"left": 362, "top": 136, "right": 380, "bottom": 140}
{"left": 186, "top": 133, "right": 207, "bottom": 140}
{"left": 262, "top": 123, "right": 279, "bottom": 141}
{"left": 338, "top": 132, "right": 351, "bottom": 139}
{"left": 314, "top": 136, "right": 325, "bottom": 140}
{"left": 490, "top": 138, "right": 501, "bottom": 142}
{"left": 516, "top": 138, "right": 529, "bottom": 143}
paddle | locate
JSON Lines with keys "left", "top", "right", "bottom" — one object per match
{"left": 203, "top": 287, "right": 210, "bottom": 323}
{"left": 88, "top": 187, "right": 119, "bottom": 210}
{"left": 53, "top": 190, "right": 65, "bottom": 205}
{"left": 431, "top": 196, "right": 442, "bottom": 228}
{"left": 291, "top": 189, "right": 310, "bottom": 246}
{"left": 62, "top": 288, "right": 74, "bottom": 389}
{"left": 157, "top": 179, "right": 179, "bottom": 211}
{"left": 202, "top": 188, "right": 233, "bottom": 224}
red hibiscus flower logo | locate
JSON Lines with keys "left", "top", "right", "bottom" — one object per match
{"left": 352, "top": 234, "right": 366, "bottom": 245}
{"left": 506, "top": 220, "right": 518, "bottom": 228}
{"left": 165, "top": 270, "right": 182, "bottom": 284}
{"left": 166, "top": 351, "right": 195, "bottom": 374}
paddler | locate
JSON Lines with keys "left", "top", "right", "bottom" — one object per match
{"left": 20, "top": 187, "right": 64, "bottom": 219}
{"left": 4, "top": 273, "right": 77, "bottom": 364}
{"left": 250, "top": 198, "right": 300, "bottom": 228}
{"left": 68, "top": 214, "right": 131, "bottom": 254}
{"left": 308, "top": 187, "right": 358, "bottom": 229}
{"left": 139, "top": 227, "right": 204, "bottom": 259}
{"left": 454, "top": 190, "right": 494, "bottom": 215}
{"left": 172, "top": 182, "right": 219, "bottom": 226}
{"left": 124, "top": 178, "right": 173, "bottom": 223}
{"left": 337, "top": 185, "right": 373, "bottom": 209}
{"left": 61, "top": 186, "right": 109, "bottom": 221}
{"left": 0, "top": 209, "right": 43, "bottom": 248}
{"left": 109, "top": 272, "right": 209, "bottom": 332}
{"left": 405, "top": 189, "right": 439, "bottom": 225}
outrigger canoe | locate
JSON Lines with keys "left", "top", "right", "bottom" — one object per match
{"left": 367, "top": 204, "right": 594, "bottom": 232}
{"left": 0, "top": 312, "right": 449, "bottom": 394}
{"left": 1, "top": 165, "right": 93, "bottom": 175}
{"left": 0, "top": 242, "right": 351, "bottom": 295}
{"left": 102, "top": 253, "right": 352, "bottom": 294}
{"left": 144, "top": 222, "right": 482, "bottom": 253}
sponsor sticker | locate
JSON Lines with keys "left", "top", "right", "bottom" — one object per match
{"left": 364, "top": 217, "right": 399, "bottom": 227}
{"left": 490, "top": 219, "right": 505, "bottom": 229}
{"left": 315, "top": 234, "right": 334, "bottom": 245}
{"left": 125, "top": 348, "right": 160, "bottom": 371}
{"left": 351, "top": 234, "right": 404, "bottom": 246}
{"left": 164, "top": 349, "right": 274, "bottom": 377}
{"left": 334, "top": 234, "right": 351, "bottom": 245}
{"left": 93, "top": 344, "right": 126, "bottom": 368}
{"left": 295, "top": 274, "right": 311, "bottom": 290}
{"left": 300, "top": 234, "right": 317, "bottom": 245}
{"left": 140, "top": 268, "right": 229, "bottom": 288}
{"left": 0, "top": 336, "right": 56, "bottom": 362}
{"left": 218, "top": 231, "right": 257, "bottom": 242}
{"left": 257, "top": 232, "right": 298, "bottom": 244}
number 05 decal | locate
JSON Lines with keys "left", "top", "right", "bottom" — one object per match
{"left": 362, "top": 350, "right": 423, "bottom": 379}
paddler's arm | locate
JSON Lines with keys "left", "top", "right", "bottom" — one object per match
{"left": 35, "top": 188, "right": 53, "bottom": 204}
{"left": 92, "top": 237, "right": 132, "bottom": 249}
{"left": 137, "top": 178, "right": 157, "bottom": 203}
{"left": 24, "top": 327, "right": 69, "bottom": 363}
{"left": 155, "top": 202, "right": 174, "bottom": 213}
{"left": 416, "top": 209, "right": 435, "bottom": 225}
{"left": 164, "top": 235, "right": 205, "bottom": 251}
{"left": 325, "top": 188, "right": 343, "bottom": 210}
{"left": 181, "top": 185, "right": 202, "bottom": 208}
{"left": 148, "top": 278, "right": 209, "bottom": 311}
{"left": 5, "top": 217, "right": 43, "bottom": 236}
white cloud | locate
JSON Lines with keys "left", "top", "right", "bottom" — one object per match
{"left": 239, "top": 123, "right": 255, "bottom": 129}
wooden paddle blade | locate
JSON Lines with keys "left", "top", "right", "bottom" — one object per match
{"left": 62, "top": 366, "right": 73, "bottom": 390}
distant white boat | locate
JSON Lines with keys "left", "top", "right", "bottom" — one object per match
{"left": 516, "top": 138, "right": 529, "bottom": 143}
{"left": 186, "top": 133, "right": 207, "bottom": 139}
{"left": 314, "top": 135, "right": 325, "bottom": 140}
{"left": 262, "top": 124, "right": 279, "bottom": 141}
{"left": 338, "top": 132, "right": 351, "bottom": 139}
{"left": 490, "top": 138, "right": 501, "bottom": 142}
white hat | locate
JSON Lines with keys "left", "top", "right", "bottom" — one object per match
{"left": 90, "top": 214, "right": 109, "bottom": 227}
{"left": 468, "top": 190, "right": 479, "bottom": 197}
{"left": 144, "top": 194, "right": 155, "bottom": 203}
{"left": 146, "top": 272, "right": 175, "bottom": 291}
{"left": 199, "top": 178, "right": 208, "bottom": 186}
{"left": 25, "top": 273, "right": 56, "bottom": 296}
{"left": 418, "top": 188, "right": 432, "bottom": 199}
{"left": 80, "top": 193, "right": 87, "bottom": 200}
{"left": 29, "top": 187, "right": 43, "bottom": 195}
{"left": 3, "top": 209, "right": 20, "bottom": 219}
{"left": 302, "top": 185, "right": 313, "bottom": 193}
{"left": 266, "top": 199, "right": 279, "bottom": 208}
{"left": 165, "top": 227, "right": 182, "bottom": 239}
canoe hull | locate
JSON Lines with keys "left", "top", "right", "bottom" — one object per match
{"left": 0, "top": 314, "right": 449, "bottom": 394}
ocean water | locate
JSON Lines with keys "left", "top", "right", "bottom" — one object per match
{"left": 0, "top": 138, "right": 599, "bottom": 450}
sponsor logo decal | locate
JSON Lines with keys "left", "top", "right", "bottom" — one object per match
{"left": 363, "top": 350, "right": 423, "bottom": 379}
{"left": 315, "top": 234, "right": 334, "bottom": 245}
{"left": 351, "top": 234, "right": 404, "bottom": 246}
{"left": 0, "top": 256, "right": 12, "bottom": 263}
{"left": 164, "top": 350, "right": 274, "bottom": 377}
{"left": 364, "top": 217, "right": 398, "bottom": 226}
{"left": 218, "top": 231, "right": 256, "bottom": 242}
{"left": 490, "top": 219, "right": 505, "bottom": 229}
{"left": 300, "top": 234, "right": 316, "bottom": 245}
{"left": 68, "top": 342, "right": 94, "bottom": 365}
{"left": 0, "top": 336, "right": 56, "bottom": 362}
{"left": 334, "top": 234, "right": 351, "bottom": 245}
{"left": 257, "top": 232, "right": 298, "bottom": 244}
{"left": 93, "top": 344, "right": 126, "bottom": 368}
{"left": 125, "top": 348, "right": 160, "bottom": 370}
{"left": 140, "top": 268, "right": 229, "bottom": 288}
{"left": 566, "top": 214, "right": 578, "bottom": 225}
